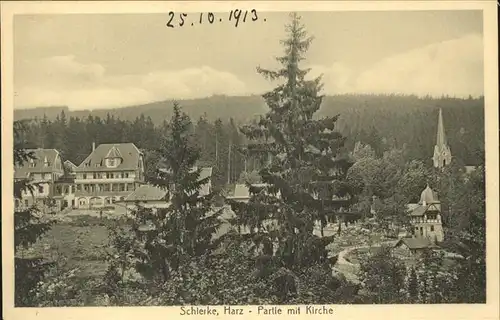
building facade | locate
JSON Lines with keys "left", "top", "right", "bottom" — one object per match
{"left": 73, "top": 143, "right": 145, "bottom": 209}
{"left": 14, "top": 148, "right": 65, "bottom": 211}
{"left": 407, "top": 185, "right": 444, "bottom": 243}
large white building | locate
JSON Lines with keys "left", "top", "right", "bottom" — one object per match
{"left": 14, "top": 148, "right": 65, "bottom": 211}
{"left": 73, "top": 143, "right": 145, "bottom": 209}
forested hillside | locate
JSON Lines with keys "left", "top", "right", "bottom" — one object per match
{"left": 14, "top": 94, "right": 485, "bottom": 182}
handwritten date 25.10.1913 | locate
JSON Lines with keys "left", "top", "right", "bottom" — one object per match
{"left": 166, "top": 10, "right": 264, "bottom": 28}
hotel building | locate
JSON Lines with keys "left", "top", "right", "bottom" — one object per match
{"left": 73, "top": 143, "right": 145, "bottom": 208}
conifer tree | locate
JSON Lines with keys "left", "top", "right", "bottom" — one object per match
{"left": 13, "top": 120, "right": 53, "bottom": 306}
{"left": 125, "top": 102, "right": 224, "bottom": 286}
{"left": 233, "top": 13, "right": 356, "bottom": 301}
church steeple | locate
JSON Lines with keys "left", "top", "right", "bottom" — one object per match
{"left": 433, "top": 108, "right": 452, "bottom": 169}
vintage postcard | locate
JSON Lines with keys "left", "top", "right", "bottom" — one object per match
{"left": 2, "top": 1, "right": 499, "bottom": 320}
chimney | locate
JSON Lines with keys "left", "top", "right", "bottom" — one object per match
{"left": 92, "top": 142, "right": 96, "bottom": 152}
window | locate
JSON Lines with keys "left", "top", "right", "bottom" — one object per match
{"left": 93, "top": 173, "right": 97, "bottom": 179}
{"left": 108, "top": 159, "right": 115, "bottom": 167}
{"left": 125, "top": 172, "right": 129, "bottom": 178}
{"left": 83, "top": 173, "right": 87, "bottom": 179}
{"left": 29, "top": 161, "right": 36, "bottom": 168}
{"left": 38, "top": 185, "right": 44, "bottom": 194}
{"left": 25, "top": 199, "right": 29, "bottom": 207}
{"left": 430, "top": 225, "right": 435, "bottom": 232}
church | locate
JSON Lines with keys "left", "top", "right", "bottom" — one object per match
{"left": 432, "top": 108, "right": 452, "bottom": 169}
{"left": 406, "top": 108, "right": 451, "bottom": 244}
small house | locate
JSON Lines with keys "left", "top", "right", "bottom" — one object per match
{"left": 393, "top": 237, "right": 439, "bottom": 258}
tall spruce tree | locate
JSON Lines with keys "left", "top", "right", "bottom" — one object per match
{"left": 126, "top": 102, "right": 224, "bottom": 286}
{"left": 13, "top": 120, "right": 54, "bottom": 306}
{"left": 232, "top": 13, "right": 356, "bottom": 301}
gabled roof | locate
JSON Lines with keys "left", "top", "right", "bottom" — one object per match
{"left": 14, "top": 148, "right": 61, "bottom": 179}
{"left": 199, "top": 167, "right": 213, "bottom": 182}
{"left": 406, "top": 203, "right": 420, "bottom": 211}
{"left": 75, "top": 143, "right": 142, "bottom": 172}
{"left": 230, "top": 183, "right": 269, "bottom": 199}
{"left": 124, "top": 184, "right": 168, "bottom": 202}
{"left": 64, "top": 160, "right": 77, "bottom": 174}
{"left": 395, "top": 237, "right": 438, "bottom": 250}
{"left": 64, "top": 160, "right": 77, "bottom": 169}
{"left": 126, "top": 167, "right": 213, "bottom": 202}
{"left": 409, "top": 203, "right": 441, "bottom": 217}
{"left": 409, "top": 205, "right": 428, "bottom": 217}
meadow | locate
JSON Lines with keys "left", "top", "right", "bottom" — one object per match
{"left": 29, "top": 215, "right": 114, "bottom": 279}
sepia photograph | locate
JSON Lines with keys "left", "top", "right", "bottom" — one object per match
{"left": 2, "top": 1, "right": 499, "bottom": 318}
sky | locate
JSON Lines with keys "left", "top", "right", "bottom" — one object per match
{"left": 13, "top": 10, "right": 484, "bottom": 110}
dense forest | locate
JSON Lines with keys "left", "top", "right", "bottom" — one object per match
{"left": 15, "top": 94, "right": 485, "bottom": 185}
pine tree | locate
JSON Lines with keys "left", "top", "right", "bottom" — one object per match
{"left": 125, "top": 102, "right": 224, "bottom": 286}
{"left": 13, "top": 120, "right": 54, "bottom": 306}
{"left": 233, "top": 13, "right": 356, "bottom": 302}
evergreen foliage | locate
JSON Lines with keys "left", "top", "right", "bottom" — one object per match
{"left": 230, "top": 13, "right": 358, "bottom": 302}
{"left": 107, "top": 102, "right": 224, "bottom": 291}
{"left": 14, "top": 120, "right": 54, "bottom": 306}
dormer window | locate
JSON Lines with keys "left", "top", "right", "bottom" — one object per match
{"left": 29, "top": 159, "right": 35, "bottom": 168}
{"left": 105, "top": 145, "right": 123, "bottom": 168}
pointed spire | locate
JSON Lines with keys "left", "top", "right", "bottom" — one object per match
{"left": 436, "top": 108, "right": 447, "bottom": 147}
{"left": 433, "top": 108, "right": 452, "bottom": 169}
